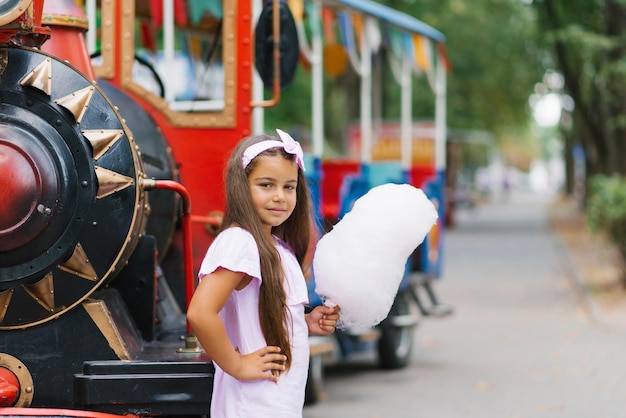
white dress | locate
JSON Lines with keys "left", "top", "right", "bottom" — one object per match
{"left": 198, "top": 227, "right": 310, "bottom": 418}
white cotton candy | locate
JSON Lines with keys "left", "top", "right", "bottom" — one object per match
{"left": 313, "top": 183, "right": 438, "bottom": 329}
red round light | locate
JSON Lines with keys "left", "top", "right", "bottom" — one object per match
{"left": 0, "top": 366, "right": 20, "bottom": 406}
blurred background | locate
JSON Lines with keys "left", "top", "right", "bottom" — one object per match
{"left": 83, "top": 0, "right": 624, "bottom": 270}
{"left": 264, "top": 0, "right": 626, "bottom": 280}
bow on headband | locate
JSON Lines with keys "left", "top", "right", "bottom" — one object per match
{"left": 242, "top": 129, "right": 306, "bottom": 172}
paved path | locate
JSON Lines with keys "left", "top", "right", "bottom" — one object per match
{"left": 304, "top": 190, "right": 626, "bottom": 418}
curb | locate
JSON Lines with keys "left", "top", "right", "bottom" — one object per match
{"left": 552, "top": 233, "right": 603, "bottom": 326}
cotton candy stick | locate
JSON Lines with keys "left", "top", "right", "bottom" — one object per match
{"left": 312, "top": 183, "right": 438, "bottom": 329}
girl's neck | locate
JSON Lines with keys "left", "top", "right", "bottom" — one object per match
{"left": 262, "top": 225, "right": 274, "bottom": 239}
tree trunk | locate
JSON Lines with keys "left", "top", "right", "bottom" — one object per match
{"left": 603, "top": 0, "right": 626, "bottom": 175}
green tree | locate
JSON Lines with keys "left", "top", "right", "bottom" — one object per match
{"left": 381, "top": 0, "right": 544, "bottom": 167}
{"left": 385, "top": 1, "right": 540, "bottom": 125}
{"left": 267, "top": 0, "right": 545, "bottom": 164}
{"left": 533, "top": 0, "right": 626, "bottom": 177}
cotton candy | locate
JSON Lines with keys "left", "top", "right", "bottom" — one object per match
{"left": 313, "top": 183, "right": 438, "bottom": 329}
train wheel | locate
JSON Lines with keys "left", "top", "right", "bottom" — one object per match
{"left": 0, "top": 46, "right": 147, "bottom": 329}
{"left": 377, "top": 290, "right": 416, "bottom": 369}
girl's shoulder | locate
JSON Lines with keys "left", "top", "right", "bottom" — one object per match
{"left": 212, "top": 226, "right": 257, "bottom": 251}
{"left": 218, "top": 226, "right": 253, "bottom": 240}
{"left": 214, "top": 226, "right": 256, "bottom": 245}
{"left": 200, "top": 226, "right": 261, "bottom": 280}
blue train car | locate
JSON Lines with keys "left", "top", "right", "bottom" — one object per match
{"left": 290, "top": 0, "right": 454, "bottom": 402}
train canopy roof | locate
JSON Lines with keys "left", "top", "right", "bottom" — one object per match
{"left": 323, "top": 0, "right": 446, "bottom": 44}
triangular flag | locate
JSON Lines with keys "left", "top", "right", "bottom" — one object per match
{"left": 322, "top": 8, "right": 336, "bottom": 44}
{"left": 351, "top": 13, "right": 363, "bottom": 49}
{"left": 175, "top": 0, "right": 189, "bottom": 26}
{"left": 365, "top": 17, "right": 381, "bottom": 51}
{"left": 150, "top": 0, "right": 163, "bottom": 28}
{"left": 288, "top": 0, "right": 304, "bottom": 23}
{"left": 413, "top": 34, "right": 431, "bottom": 71}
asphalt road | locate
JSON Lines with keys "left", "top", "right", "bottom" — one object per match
{"left": 303, "top": 189, "right": 626, "bottom": 418}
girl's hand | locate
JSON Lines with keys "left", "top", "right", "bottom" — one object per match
{"left": 235, "top": 346, "right": 287, "bottom": 382}
{"left": 306, "top": 305, "right": 341, "bottom": 335}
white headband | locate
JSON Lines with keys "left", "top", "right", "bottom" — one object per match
{"left": 241, "top": 129, "right": 306, "bottom": 172}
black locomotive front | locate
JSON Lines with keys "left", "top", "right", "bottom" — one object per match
{"left": 0, "top": 44, "right": 212, "bottom": 415}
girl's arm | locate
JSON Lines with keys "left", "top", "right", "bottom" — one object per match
{"left": 187, "top": 267, "right": 287, "bottom": 382}
{"left": 305, "top": 305, "right": 340, "bottom": 335}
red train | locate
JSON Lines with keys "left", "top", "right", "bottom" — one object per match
{"left": 0, "top": 0, "right": 449, "bottom": 415}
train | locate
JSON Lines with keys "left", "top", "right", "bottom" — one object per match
{"left": 0, "top": 0, "right": 450, "bottom": 415}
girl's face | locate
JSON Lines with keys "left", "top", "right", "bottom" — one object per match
{"left": 247, "top": 154, "right": 299, "bottom": 235}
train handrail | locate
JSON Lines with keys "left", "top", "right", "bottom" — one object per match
{"left": 142, "top": 179, "right": 193, "bottom": 334}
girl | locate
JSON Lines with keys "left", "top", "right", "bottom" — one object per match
{"left": 187, "top": 129, "right": 340, "bottom": 417}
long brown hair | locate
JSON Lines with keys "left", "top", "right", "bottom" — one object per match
{"left": 220, "top": 134, "right": 313, "bottom": 371}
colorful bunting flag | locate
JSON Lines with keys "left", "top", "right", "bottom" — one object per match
{"left": 175, "top": 0, "right": 189, "bottom": 26}
{"left": 140, "top": 21, "right": 156, "bottom": 52}
{"left": 437, "top": 43, "right": 452, "bottom": 73}
{"left": 188, "top": 0, "right": 223, "bottom": 25}
{"left": 192, "top": 36, "right": 205, "bottom": 62}
{"left": 322, "top": 8, "right": 336, "bottom": 44}
{"left": 413, "top": 34, "right": 432, "bottom": 72}
{"left": 365, "top": 17, "right": 381, "bottom": 51}
{"left": 401, "top": 32, "right": 414, "bottom": 71}
{"left": 385, "top": 26, "right": 404, "bottom": 61}
{"left": 338, "top": 12, "right": 355, "bottom": 53}
{"left": 305, "top": 1, "right": 321, "bottom": 38}
{"left": 150, "top": 0, "right": 163, "bottom": 28}
{"left": 288, "top": 0, "right": 304, "bottom": 23}
{"left": 351, "top": 13, "right": 363, "bottom": 49}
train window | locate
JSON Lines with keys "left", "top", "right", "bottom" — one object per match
{"left": 133, "top": 0, "right": 225, "bottom": 111}
{"left": 87, "top": 0, "right": 237, "bottom": 127}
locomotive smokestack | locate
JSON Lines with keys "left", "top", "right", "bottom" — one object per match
{"left": 41, "top": 0, "right": 94, "bottom": 80}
